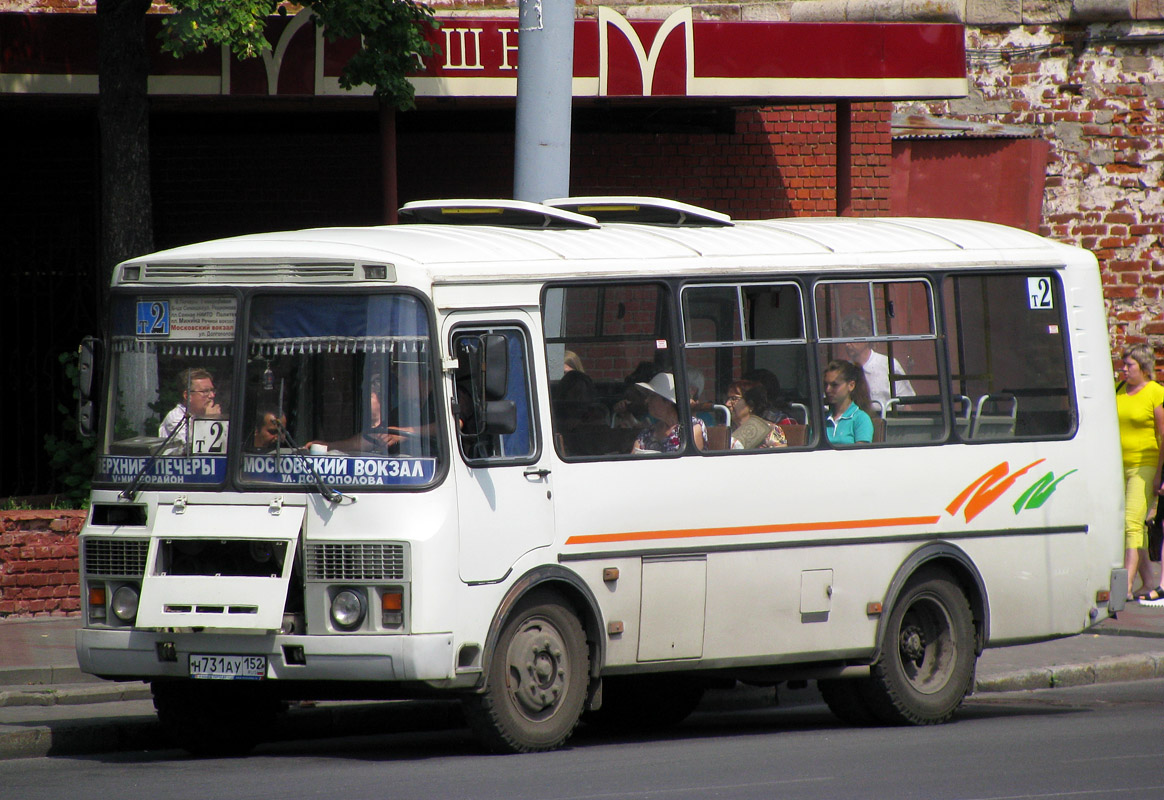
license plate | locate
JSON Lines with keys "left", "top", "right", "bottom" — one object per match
{"left": 189, "top": 654, "right": 267, "bottom": 680}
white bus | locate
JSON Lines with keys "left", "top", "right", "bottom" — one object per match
{"left": 76, "top": 197, "right": 1125, "bottom": 756}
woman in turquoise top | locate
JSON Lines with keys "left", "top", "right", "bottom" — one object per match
{"left": 824, "top": 359, "right": 874, "bottom": 445}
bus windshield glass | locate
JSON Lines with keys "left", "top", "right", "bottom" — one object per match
{"left": 97, "top": 294, "right": 238, "bottom": 487}
{"left": 238, "top": 293, "right": 440, "bottom": 489}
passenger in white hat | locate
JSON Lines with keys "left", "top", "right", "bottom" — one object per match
{"left": 631, "top": 372, "right": 707, "bottom": 454}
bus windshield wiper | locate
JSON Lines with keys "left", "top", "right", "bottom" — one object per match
{"left": 276, "top": 421, "right": 350, "bottom": 506}
{"left": 120, "top": 412, "right": 187, "bottom": 501}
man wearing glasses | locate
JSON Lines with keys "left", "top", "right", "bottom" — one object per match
{"left": 158, "top": 367, "right": 222, "bottom": 444}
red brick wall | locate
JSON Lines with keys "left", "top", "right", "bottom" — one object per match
{"left": 0, "top": 511, "right": 83, "bottom": 617}
{"left": 899, "top": 22, "right": 1164, "bottom": 363}
{"left": 570, "top": 102, "right": 892, "bottom": 219}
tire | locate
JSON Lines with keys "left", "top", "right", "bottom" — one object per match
{"left": 583, "top": 675, "right": 705, "bottom": 731}
{"left": 152, "top": 680, "right": 281, "bottom": 757}
{"left": 463, "top": 593, "right": 590, "bottom": 754}
{"left": 818, "top": 678, "right": 878, "bottom": 726}
{"left": 861, "top": 571, "right": 977, "bottom": 725}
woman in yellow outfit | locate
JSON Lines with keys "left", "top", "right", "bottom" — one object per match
{"left": 1116, "top": 344, "right": 1164, "bottom": 601}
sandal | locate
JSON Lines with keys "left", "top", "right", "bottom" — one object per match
{"left": 1139, "top": 586, "right": 1164, "bottom": 602}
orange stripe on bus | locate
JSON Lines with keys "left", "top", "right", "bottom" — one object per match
{"left": 564, "top": 515, "right": 943, "bottom": 546}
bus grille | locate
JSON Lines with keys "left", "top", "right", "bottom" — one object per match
{"left": 83, "top": 538, "right": 149, "bottom": 577}
{"left": 304, "top": 543, "right": 407, "bottom": 582}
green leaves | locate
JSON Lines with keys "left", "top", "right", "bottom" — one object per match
{"left": 42, "top": 351, "right": 96, "bottom": 508}
{"left": 160, "top": 0, "right": 439, "bottom": 111}
{"left": 160, "top": 0, "right": 282, "bottom": 60}
{"left": 313, "top": 0, "right": 438, "bottom": 110}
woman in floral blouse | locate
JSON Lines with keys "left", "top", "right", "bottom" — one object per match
{"left": 631, "top": 372, "right": 706, "bottom": 454}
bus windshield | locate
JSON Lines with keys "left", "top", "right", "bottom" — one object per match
{"left": 238, "top": 293, "right": 440, "bottom": 489}
{"left": 95, "top": 291, "right": 441, "bottom": 491}
{"left": 97, "top": 294, "right": 238, "bottom": 487}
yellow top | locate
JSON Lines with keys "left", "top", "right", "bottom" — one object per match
{"left": 1117, "top": 380, "right": 1164, "bottom": 468}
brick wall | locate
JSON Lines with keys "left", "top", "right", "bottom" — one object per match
{"left": 896, "top": 20, "right": 1164, "bottom": 361}
{"left": 0, "top": 511, "right": 83, "bottom": 617}
{"left": 570, "top": 103, "right": 892, "bottom": 219}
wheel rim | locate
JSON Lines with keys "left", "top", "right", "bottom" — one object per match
{"left": 504, "top": 616, "right": 572, "bottom": 720}
{"left": 895, "top": 593, "right": 958, "bottom": 695}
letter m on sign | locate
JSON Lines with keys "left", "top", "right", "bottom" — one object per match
{"left": 598, "top": 7, "right": 693, "bottom": 97}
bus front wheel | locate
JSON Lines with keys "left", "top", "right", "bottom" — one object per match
{"left": 464, "top": 593, "right": 590, "bottom": 754}
{"left": 861, "top": 571, "right": 976, "bottom": 725}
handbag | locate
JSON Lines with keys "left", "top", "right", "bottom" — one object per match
{"left": 1150, "top": 496, "right": 1163, "bottom": 562}
{"left": 760, "top": 420, "right": 787, "bottom": 448}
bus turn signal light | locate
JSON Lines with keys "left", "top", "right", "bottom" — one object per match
{"left": 89, "top": 585, "right": 107, "bottom": 620}
{"left": 382, "top": 590, "right": 404, "bottom": 627}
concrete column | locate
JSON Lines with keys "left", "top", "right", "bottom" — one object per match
{"left": 513, "top": 0, "right": 575, "bottom": 202}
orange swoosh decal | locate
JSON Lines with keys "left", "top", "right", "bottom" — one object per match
{"left": 946, "top": 459, "right": 1045, "bottom": 523}
{"left": 564, "top": 515, "right": 942, "bottom": 546}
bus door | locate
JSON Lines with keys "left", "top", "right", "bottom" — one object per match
{"left": 446, "top": 314, "right": 555, "bottom": 583}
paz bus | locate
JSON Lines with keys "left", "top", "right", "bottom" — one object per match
{"left": 75, "top": 197, "right": 1125, "bottom": 756}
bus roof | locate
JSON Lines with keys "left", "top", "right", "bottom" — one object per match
{"left": 115, "top": 201, "right": 1085, "bottom": 287}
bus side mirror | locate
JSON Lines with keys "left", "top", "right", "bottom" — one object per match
{"left": 482, "top": 399, "right": 516, "bottom": 434}
{"left": 455, "top": 334, "right": 516, "bottom": 436}
{"left": 77, "top": 336, "right": 100, "bottom": 438}
{"left": 481, "top": 333, "right": 509, "bottom": 401}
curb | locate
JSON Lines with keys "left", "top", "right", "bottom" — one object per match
{"left": 0, "top": 715, "right": 160, "bottom": 761}
{"left": 0, "top": 666, "right": 98, "bottom": 688}
{"left": 0, "top": 682, "right": 151, "bottom": 708}
{"left": 973, "top": 652, "right": 1164, "bottom": 693}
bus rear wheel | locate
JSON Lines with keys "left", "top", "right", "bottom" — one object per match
{"left": 463, "top": 593, "right": 590, "bottom": 754}
{"left": 861, "top": 571, "right": 976, "bottom": 725}
{"left": 818, "top": 678, "right": 877, "bottom": 725}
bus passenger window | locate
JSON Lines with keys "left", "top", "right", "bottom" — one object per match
{"left": 682, "top": 282, "right": 811, "bottom": 450}
{"left": 944, "top": 273, "right": 1074, "bottom": 440}
{"left": 816, "top": 279, "right": 943, "bottom": 446}
{"left": 544, "top": 283, "right": 680, "bottom": 458}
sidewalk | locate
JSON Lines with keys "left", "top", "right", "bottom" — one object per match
{"left": 2, "top": 605, "right": 1164, "bottom": 761}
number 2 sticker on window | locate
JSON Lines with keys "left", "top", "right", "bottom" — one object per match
{"left": 1027, "top": 277, "right": 1054, "bottom": 310}
{"left": 136, "top": 300, "right": 170, "bottom": 336}
{"left": 190, "top": 419, "right": 228, "bottom": 455}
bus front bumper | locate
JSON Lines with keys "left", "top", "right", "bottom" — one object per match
{"left": 76, "top": 627, "right": 456, "bottom": 683}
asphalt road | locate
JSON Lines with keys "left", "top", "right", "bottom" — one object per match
{"left": 3, "top": 679, "right": 1163, "bottom": 800}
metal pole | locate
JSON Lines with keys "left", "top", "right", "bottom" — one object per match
{"left": 514, "top": 0, "right": 574, "bottom": 202}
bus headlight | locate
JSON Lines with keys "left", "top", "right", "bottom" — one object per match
{"left": 110, "top": 585, "right": 140, "bottom": 622}
{"left": 330, "top": 589, "right": 366, "bottom": 631}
